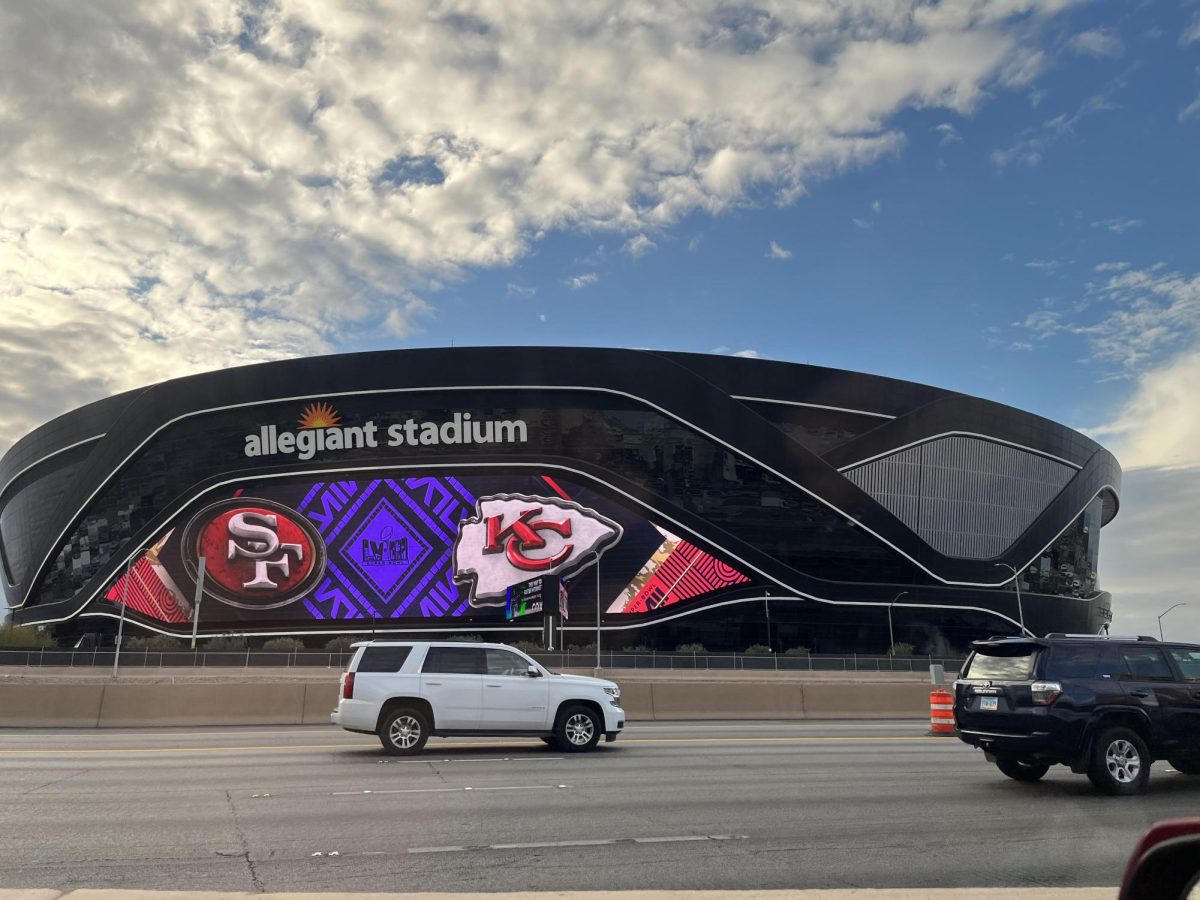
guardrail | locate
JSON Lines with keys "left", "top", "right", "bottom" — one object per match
{"left": 0, "top": 646, "right": 964, "bottom": 674}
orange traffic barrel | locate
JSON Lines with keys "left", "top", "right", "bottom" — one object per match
{"left": 929, "top": 689, "right": 956, "bottom": 735}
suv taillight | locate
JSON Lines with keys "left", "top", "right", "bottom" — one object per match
{"left": 342, "top": 672, "right": 354, "bottom": 700}
{"left": 1031, "top": 681, "right": 1061, "bottom": 705}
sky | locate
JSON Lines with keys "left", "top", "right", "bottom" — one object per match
{"left": 1, "top": 0, "right": 1198, "bottom": 639}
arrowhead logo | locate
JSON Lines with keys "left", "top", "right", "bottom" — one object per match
{"left": 453, "top": 493, "right": 623, "bottom": 606}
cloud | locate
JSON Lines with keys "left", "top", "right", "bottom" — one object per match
{"left": 1180, "top": 93, "right": 1200, "bottom": 123}
{"left": 1181, "top": 14, "right": 1200, "bottom": 47}
{"left": 851, "top": 217, "right": 872, "bottom": 230}
{"left": 870, "top": 199, "right": 882, "bottom": 215}
{"left": 1094, "top": 261, "right": 1131, "bottom": 273}
{"left": 933, "top": 122, "right": 962, "bottom": 145}
{"left": 538, "top": 313, "right": 547, "bottom": 322}
{"left": 993, "top": 88, "right": 1120, "bottom": 168}
{"left": 1014, "top": 309, "right": 1063, "bottom": 339}
{"left": 1067, "top": 28, "right": 1123, "bottom": 58}
{"left": 765, "top": 241, "right": 792, "bottom": 260}
{"left": 1103, "top": 467, "right": 1200, "bottom": 642}
{"left": 0, "top": 0, "right": 1081, "bottom": 453}
{"left": 623, "top": 233, "right": 657, "bottom": 258}
{"left": 1091, "top": 217, "right": 1143, "bottom": 233}
{"left": 506, "top": 282, "right": 536, "bottom": 299}
{"left": 1074, "top": 265, "right": 1200, "bottom": 370}
{"left": 1092, "top": 349, "right": 1200, "bottom": 470}
{"left": 1024, "top": 259, "right": 1061, "bottom": 273}
{"left": 566, "top": 272, "right": 599, "bottom": 290}
{"left": 733, "top": 349, "right": 760, "bottom": 359}
{"left": 712, "top": 346, "right": 759, "bottom": 358}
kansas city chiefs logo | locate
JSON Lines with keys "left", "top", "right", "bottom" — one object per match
{"left": 453, "top": 494, "right": 623, "bottom": 605}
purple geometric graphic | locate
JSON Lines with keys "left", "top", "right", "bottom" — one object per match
{"left": 296, "top": 476, "right": 476, "bottom": 621}
{"left": 338, "top": 497, "right": 432, "bottom": 601}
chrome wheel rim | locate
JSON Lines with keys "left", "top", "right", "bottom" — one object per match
{"left": 389, "top": 715, "right": 421, "bottom": 749}
{"left": 1106, "top": 739, "right": 1141, "bottom": 783}
{"left": 565, "top": 713, "right": 595, "bottom": 745}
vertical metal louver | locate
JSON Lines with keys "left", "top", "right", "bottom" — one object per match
{"left": 843, "top": 436, "right": 1075, "bottom": 559}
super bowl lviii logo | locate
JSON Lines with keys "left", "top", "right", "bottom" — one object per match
{"left": 182, "top": 498, "right": 327, "bottom": 610}
{"left": 453, "top": 494, "right": 623, "bottom": 606}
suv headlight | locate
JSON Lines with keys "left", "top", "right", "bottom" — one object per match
{"left": 603, "top": 686, "right": 620, "bottom": 700}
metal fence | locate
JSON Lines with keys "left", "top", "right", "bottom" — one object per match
{"left": 0, "top": 646, "right": 964, "bottom": 674}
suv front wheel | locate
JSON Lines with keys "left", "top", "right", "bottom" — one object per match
{"left": 379, "top": 707, "right": 430, "bottom": 756}
{"left": 1088, "top": 726, "right": 1150, "bottom": 795}
{"left": 554, "top": 705, "right": 601, "bottom": 752}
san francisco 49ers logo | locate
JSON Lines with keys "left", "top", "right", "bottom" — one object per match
{"left": 454, "top": 494, "right": 623, "bottom": 605}
{"left": 182, "top": 498, "right": 327, "bottom": 610}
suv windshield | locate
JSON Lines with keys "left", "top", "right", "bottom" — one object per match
{"left": 962, "top": 648, "right": 1039, "bottom": 681}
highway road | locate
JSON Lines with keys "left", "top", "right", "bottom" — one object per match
{"left": 1, "top": 720, "right": 1197, "bottom": 894}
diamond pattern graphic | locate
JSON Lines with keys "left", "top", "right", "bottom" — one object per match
{"left": 338, "top": 497, "right": 433, "bottom": 601}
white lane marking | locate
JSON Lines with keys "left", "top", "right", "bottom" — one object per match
{"left": 332, "top": 784, "right": 569, "bottom": 796}
{"left": 408, "top": 834, "right": 748, "bottom": 854}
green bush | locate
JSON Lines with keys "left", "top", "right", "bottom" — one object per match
{"left": 323, "top": 635, "right": 358, "bottom": 652}
{"left": 262, "top": 637, "right": 305, "bottom": 652}
{"left": 620, "top": 644, "right": 650, "bottom": 653}
{"left": 206, "top": 635, "right": 248, "bottom": 651}
{"left": 783, "top": 646, "right": 811, "bottom": 657}
{"left": 444, "top": 634, "right": 482, "bottom": 642}
{"left": 890, "top": 642, "right": 916, "bottom": 657}
{"left": 510, "top": 640, "right": 543, "bottom": 654}
{"left": 0, "top": 623, "right": 56, "bottom": 648}
{"left": 743, "top": 644, "right": 773, "bottom": 655}
{"left": 126, "top": 634, "right": 184, "bottom": 651}
{"left": 675, "top": 642, "right": 706, "bottom": 653}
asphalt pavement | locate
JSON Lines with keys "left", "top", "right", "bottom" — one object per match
{"left": 1, "top": 720, "right": 1196, "bottom": 894}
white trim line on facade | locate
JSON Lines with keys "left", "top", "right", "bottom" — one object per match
{"left": 0, "top": 434, "right": 105, "bottom": 502}
{"left": 10, "top": 384, "right": 1102, "bottom": 608}
{"left": 18, "top": 460, "right": 1107, "bottom": 639}
{"left": 731, "top": 395, "right": 895, "bottom": 420}
{"left": 838, "top": 431, "right": 1083, "bottom": 472}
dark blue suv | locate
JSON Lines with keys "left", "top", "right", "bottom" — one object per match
{"left": 954, "top": 634, "right": 1200, "bottom": 795}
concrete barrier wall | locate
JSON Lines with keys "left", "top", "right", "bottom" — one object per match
{"left": 0, "top": 679, "right": 934, "bottom": 728}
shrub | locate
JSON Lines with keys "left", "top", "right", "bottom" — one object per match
{"left": 206, "top": 635, "right": 248, "bottom": 651}
{"left": 262, "top": 637, "right": 305, "bottom": 652}
{"left": 620, "top": 644, "right": 650, "bottom": 653}
{"left": 783, "top": 646, "right": 811, "bottom": 657}
{"left": 675, "top": 642, "right": 706, "bottom": 653}
{"left": 510, "top": 640, "right": 542, "bottom": 654}
{"left": 126, "top": 634, "right": 184, "bottom": 651}
{"left": 0, "top": 623, "right": 56, "bottom": 648}
{"left": 743, "top": 644, "right": 773, "bottom": 655}
{"left": 323, "top": 635, "right": 358, "bottom": 652}
{"left": 890, "top": 642, "right": 916, "bottom": 657}
{"left": 444, "top": 634, "right": 482, "bottom": 642}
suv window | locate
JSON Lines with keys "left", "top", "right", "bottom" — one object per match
{"left": 423, "top": 646, "right": 485, "bottom": 675}
{"left": 1119, "top": 646, "right": 1174, "bottom": 682}
{"left": 1167, "top": 648, "right": 1200, "bottom": 683}
{"left": 1045, "top": 644, "right": 1104, "bottom": 679}
{"left": 486, "top": 648, "right": 530, "bottom": 676}
{"left": 357, "top": 646, "right": 413, "bottom": 673}
{"left": 963, "top": 648, "right": 1038, "bottom": 680}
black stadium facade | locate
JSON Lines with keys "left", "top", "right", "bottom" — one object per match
{"left": 0, "top": 348, "right": 1121, "bottom": 653}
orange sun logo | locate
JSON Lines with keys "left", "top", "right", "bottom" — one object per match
{"left": 298, "top": 402, "right": 342, "bottom": 429}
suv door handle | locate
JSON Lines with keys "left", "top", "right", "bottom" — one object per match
{"left": 424, "top": 680, "right": 443, "bottom": 686}
{"left": 485, "top": 683, "right": 502, "bottom": 688}
{"left": 1129, "top": 690, "right": 1152, "bottom": 699}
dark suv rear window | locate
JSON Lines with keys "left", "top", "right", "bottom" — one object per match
{"left": 357, "top": 646, "right": 413, "bottom": 673}
{"left": 963, "top": 648, "right": 1038, "bottom": 680}
{"left": 1044, "top": 644, "right": 1111, "bottom": 679}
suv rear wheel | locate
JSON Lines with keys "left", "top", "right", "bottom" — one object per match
{"left": 379, "top": 707, "right": 430, "bottom": 756}
{"left": 554, "top": 704, "right": 601, "bottom": 752}
{"left": 995, "top": 757, "right": 1050, "bottom": 782}
{"left": 1087, "top": 726, "right": 1150, "bottom": 795}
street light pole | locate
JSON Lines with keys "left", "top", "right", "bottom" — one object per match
{"left": 888, "top": 591, "right": 909, "bottom": 655}
{"left": 1158, "top": 603, "right": 1187, "bottom": 641}
{"left": 995, "top": 563, "right": 1026, "bottom": 636}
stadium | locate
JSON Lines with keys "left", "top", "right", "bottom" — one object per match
{"left": 0, "top": 348, "right": 1121, "bottom": 653}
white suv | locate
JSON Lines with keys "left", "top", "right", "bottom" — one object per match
{"left": 331, "top": 641, "right": 625, "bottom": 755}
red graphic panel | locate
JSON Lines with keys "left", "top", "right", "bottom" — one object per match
{"left": 106, "top": 558, "right": 192, "bottom": 624}
{"left": 612, "top": 537, "right": 749, "bottom": 614}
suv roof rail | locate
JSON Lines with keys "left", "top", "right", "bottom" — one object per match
{"left": 1043, "top": 633, "right": 1159, "bottom": 641}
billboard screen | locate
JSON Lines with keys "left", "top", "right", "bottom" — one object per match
{"left": 103, "top": 470, "right": 753, "bottom": 629}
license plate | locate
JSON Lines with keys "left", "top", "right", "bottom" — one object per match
{"left": 980, "top": 697, "right": 999, "bottom": 711}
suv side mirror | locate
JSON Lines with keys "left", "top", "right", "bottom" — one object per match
{"left": 527, "top": 665, "right": 542, "bottom": 678}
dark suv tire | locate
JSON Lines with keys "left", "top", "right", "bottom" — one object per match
{"left": 995, "top": 758, "right": 1050, "bottom": 782}
{"left": 1087, "top": 726, "right": 1150, "bottom": 795}
{"left": 378, "top": 707, "right": 430, "bottom": 756}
